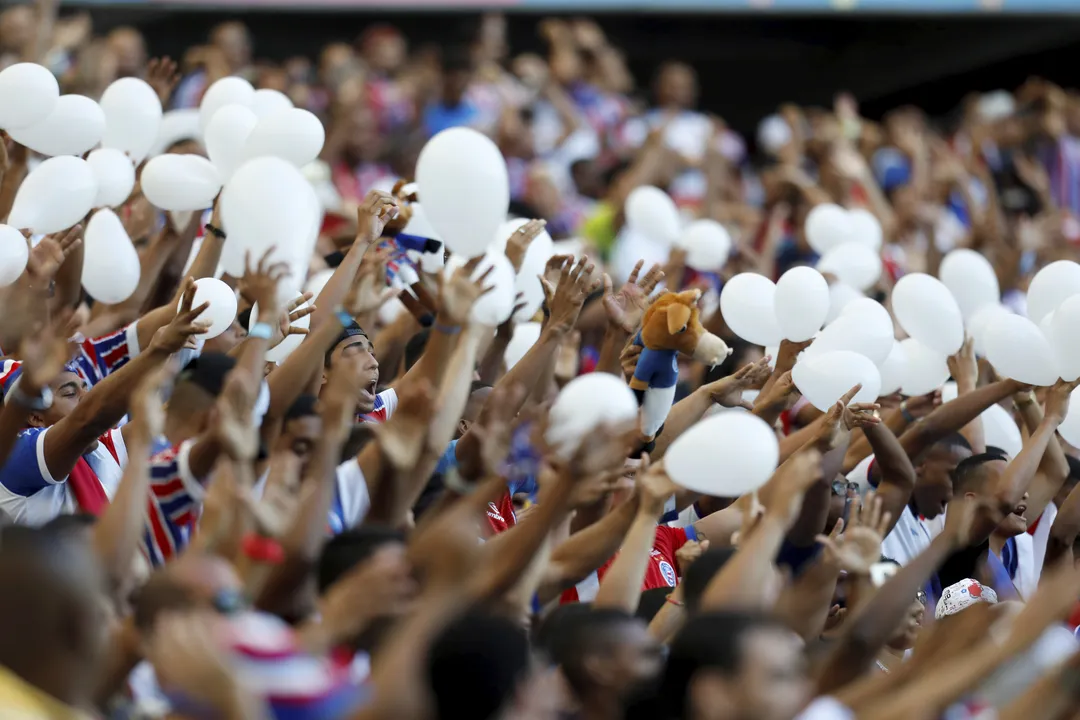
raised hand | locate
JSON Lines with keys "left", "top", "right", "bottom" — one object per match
{"left": 439, "top": 258, "right": 494, "bottom": 326}
{"left": 753, "top": 370, "right": 796, "bottom": 415}
{"left": 24, "top": 225, "right": 82, "bottom": 287}
{"left": 504, "top": 219, "right": 547, "bottom": 273}
{"left": 1043, "top": 378, "right": 1080, "bottom": 426}
{"left": 676, "top": 539, "right": 709, "bottom": 572}
{"left": 947, "top": 335, "right": 978, "bottom": 388}
{"left": 816, "top": 492, "right": 891, "bottom": 576}
{"left": 274, "top": 292, "right": 315, "bottom": 348}
{"left": 541, "top": 255, "right": 600, "bottom": 337}
{"left": 150, "top": 278, "right": 210, "bottom": 353}
{"left": 344, "top": 250, "right": 399, "bottom": 316}
{"left": 240, "top": 247, "right": 290, "bottom": 320}
{"left": 602, "top": 260, "right": 665, "bottom": 334}
{"left": 458, "top": 382, "right": 527, "bottom": 481}
{"left": 638, "top": 462, "right": 679, "bottom": 517}
{"left": 371, "top": 378, "right": 436, "bottom": 472}
{"left": 146, "top": 57, "right": 181, "bottom": 105}
{"left": 211, "top": 368, "right": 259, "bottom": 462}
{"left": 619, "top": 341, "right": 642, "bottom": 382}
{"left": 704, "top": 356, "right": 772, "bottom": 409}
{"left": 767, "top": 447, "right": 824, "bottom": 528}
{"left": 356, "top": 189, "right": 399, "bottom": 244}
{"left": 18, "top": 308, "right": 77, "bottom": 394}
{"left": 129, "top": 360, "right": 179, "bottom": 440}
{"left": 317, "top": 544, "right": 417, "bottom": 645}
{"left": 818, "top": 385, "right": 871, "bottom": 449}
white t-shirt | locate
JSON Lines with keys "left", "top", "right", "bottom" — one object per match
{"left": 848, "top": 453, "right": 941, "bottom": 565}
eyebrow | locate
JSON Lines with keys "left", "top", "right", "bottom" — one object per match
{"left": 57, "top": 382, "right": 79, "bottom": 394}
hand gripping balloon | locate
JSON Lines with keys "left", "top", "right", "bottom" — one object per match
{"left": 630, "top": 289, "right": 732, "bottom": 438}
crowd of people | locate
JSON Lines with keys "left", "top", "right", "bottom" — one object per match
{"left": 2, "top": 2, "right": 1080, "bottom": 720}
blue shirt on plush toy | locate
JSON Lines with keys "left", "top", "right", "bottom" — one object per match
{"left": 632, "top": 331, "right": 679, "bottom": 389}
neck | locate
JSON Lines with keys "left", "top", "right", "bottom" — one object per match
{"left": 989, "top": 532, "right": 1008, "bottom": 555}
{"left": 581, "top": 690, "right": 621, "bottom": 720}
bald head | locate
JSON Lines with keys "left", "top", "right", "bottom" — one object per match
{"left": 134, "top": 552, "right": 242, "bottom": 633}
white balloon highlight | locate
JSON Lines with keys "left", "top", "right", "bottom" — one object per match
{"left": 141, "top": 154, "right": 222, "bottom": 212}
{"left": 666, "top": 413, "right": 779, "bottom": 497}
{"left": 82, "top": 209, "right": 139, "bottom": 304}
{"left": 720, "top": 273, "right": 783, "bottom": 347}
{"left": 242, "top": 108, "right": 325, "bottom": 168}
{"left": 816, "top": 242, "right": 882, "bottom": 291}
{"left": 0, "top": 63, "right": 59, "bottom": 130}
{"left": 184, "top": 278, "right": 238, "bottom": 339}
{"left": 805, "top": 203, "right": 853, "bottom": 254}
{"left": 250, "top": 88, "right": 293, "bottom": 118}
{"left": 774, "top": 267, "right": 829, "bottom": 341}
{"left": 892, "top": 273, "right": 964, "bottom": 355}
{"left": 8, "top": 156, "right": 97, "bottom": 234}
{"left": 546, "top": 373, "right": 639, "bottom": 457}
{"left": 99, "top": 77, "right": 163, "bottom": 162}
{"left": 199, "top": 77, "right": 255, "bottom": 135}
{"left": 87, "top": 148, "right": 135, "bottom": 208}
{"left": 678, "top": 219, "right": 731, "bottom": 272}
{"left": 792, "top": 351, "right": 881, "bottom": 411}
{"left": 9, "top": 94, "right": 105, "bottom": 157}
{"left": 939, "top": 248, "right": 999, "bottom": 320}
{"left": 1027, "top": 260, "right": 1080, "bottom": 325}
{"left": 898, "top": 338, "right": 949, "bottom": 396}
{"left": 205, "top": 104, "right": 258, "bottom": 182}
{"left": 985, "top": 313, "right": 1058, "bottom": 386}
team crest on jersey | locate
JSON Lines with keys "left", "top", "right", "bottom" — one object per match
{"left": 658, "top": 560, "right": 677, "bottom": 587}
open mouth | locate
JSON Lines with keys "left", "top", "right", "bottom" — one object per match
{"left": 1012, "top": 503, "right": 1028, "bottom": 518}
{"left": 360, "top": 378, "right": 377, "bottom": 400}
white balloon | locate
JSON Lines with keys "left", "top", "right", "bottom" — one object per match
{"left": 1027, "top": 260, "right": 1080, "bottom": 325}
{"left": 898, "top": 338, "right": 949, "bottom": 396}
{"left": 0, "top": 225, "right": 28, "bottom": 286}
{"left": 665, "top": 413, "right": 779, "bottom": 497}
{"left": 546, "top": 373, "right": 639, "bottom": 457}
{"left": 184, "top": 278, "right": 237, "bottom": 339}
{"left": 242, "top": 108, "right": 325, "bottom": 168}
{"left": 1051, "top": 295, "right": 1080, "bottom": 381}
{"left": 969, "top": 303, "right": 1012, "bottom": 357}
{"left": 985, "top": 313, "right": 1058, "bottom": 386}
{"left": 625, "top": 186, "right": 680, "bottom": 246}
{"left": 402, "top": 202, "right": 442, "bottom": 242}
{"left": 82, "top": 209, "right": 139, "bottom": 303}
{"left": 804, "top": 312, "right": 893, "bottom": 366}
{"left": 847, "top": 208, "right": 883, "bottom": 250}
{"left": 840, "top": 297, "right": 892, "bottom": 328}
{"left": 251, "top": 293, "right": 312, "bottom": 363}
{"left": 221, "top": 157, "right": 319, "bottom": 288}
{"left": 792, "top": 351, "right": 881, "bottom": 411}
{"left": 199, "top": 77, "right": 254, "bottom": 135}
{"left": 0, "top": 63, "right": 59, "bottom": 130}
{"left": 938, "top": 248, "right": 1000, "bottom": 321}
{"left": 86, "top": 148, "right": 135, "bottom": 209}
{"left": 1057, "top": 389, "right": 1080, "bottom": 448}
{"left": 141, "top": 154, "right": 221, "bottom": 212}
{"left": 826, "top": 282, "right": 863, "bottom": 324}
{"left": 445, "top": 252, "right": 516, "bottom": 325}
{"left": 205, "top": 104, "right": 258, "bottom": 182}
{"left": 8, "top": 156, "right": 96, "bottom": 233}
{"left": 99, "top": 77, "right": 162, "bottom": 162}
{"left": 805, "top": 203, "right": 854, "bottom": 254}
{"left": 250, "top": 88, "right": 293, "bottom": 118}
{"left": 720, "top": 273, "right": 783, "bottom": 347}
{"left": 151, "top": 109, "right": 201, "bottom": 158}
{"left": 774, "top": 266, "right": 829, "bottom": 341}
{"left": 377, "top": 297, "right": 407, "bottom": 326}
{"left": 505, "top": 322, "right": 542, "bottom": 370}
{"left": 678, "top": 219, "right": 732, "bottom": 272}
{"left": 878, "top": 341, "right": 908, "bottom": 395}
{"left": 416, "top": 127, "right": 509, "bottom": 257}
{"left": 816, "top": 242, "right": 882, "bottom": 291}
{"left": 492, "top": 218, "right": 554, "bottom": 323}
{"left": 9, "top": 94, "right": 105, "bottom": 157}
{"left": 892, "top": 273, "right": 964, "bottom": 355}
{"left": 983, "top": 404, "right": 1023, "bottom": 458}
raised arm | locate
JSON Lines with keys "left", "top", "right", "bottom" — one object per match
{"left": 862, "top": 421, "right": 917, "bottom": 536}
{"left": 898, "top": 379, "right": 1024, "bottom": 460}
{"left": 42, "top": 282, "right": 208, "bottom": 480}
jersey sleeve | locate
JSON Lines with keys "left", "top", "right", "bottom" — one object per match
{"left": 655, "top": 525, "right": 689, "bottom": 571}
{"left": 334, "top": 458, "right": 371, "bottom": 529}
{"left": 0, "top": 428, "right": 58, "bottom": 496}
{"left": 378, "top": 388, "right": 398, "bottom": 421}
{"left": 78, "top": 323, "right": 140, "bottom": 384}
{"left": 147, "top": 439, "right": 207, "bottom": 529}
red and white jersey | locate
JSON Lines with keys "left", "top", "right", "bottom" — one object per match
{"left": 485, "top": 489, "right": 517, "bottom": 536}
{"left": 357, "top": 389, "right": 398, "bottom": 425}
{"left": 560, "top": 525, "right": 691, "bottom": 604}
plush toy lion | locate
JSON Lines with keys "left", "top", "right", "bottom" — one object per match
{"left": 629, "top": 289, "right": 732, "bottom": 437}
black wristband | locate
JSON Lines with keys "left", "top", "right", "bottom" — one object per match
{"left": 204, "top": 223, "right": 226, "bottom": 240}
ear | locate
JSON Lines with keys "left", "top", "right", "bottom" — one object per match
{"left": 457, "top": 419, "right": 470, "bottom": 437}
{"left": 666, "top": 303, "right": 692, "bottom": 335}
{"left": 677, "top": 288, "right": 702, "bottom": 304}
